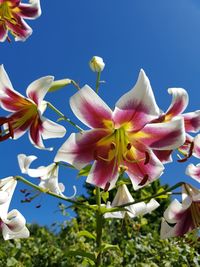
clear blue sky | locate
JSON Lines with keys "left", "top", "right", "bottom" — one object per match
{"left": 1, "top": 0, "right": 200, "bottom": 227}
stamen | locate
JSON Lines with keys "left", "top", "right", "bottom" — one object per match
{"left": 110, "top": 142, "right": 116, "bottom": 150}
{"left": 138, "top": 174, "right": 149, "bottom": 186}
{"left": 144, "top": 151, "right": 150, "bottom": 165}
{"left": 177, "top": 142, "right": 194, "bottom": 163}
{"left": 127, "top": 143, "right": 132, "bottom": 150}
{"left": 104, "top": 182, "right": 110, "bottom": 192}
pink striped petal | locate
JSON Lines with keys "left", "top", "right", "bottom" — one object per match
{"left": 186, "top": 163, "right": 200, "bottom": 183}
{"left": 26, "top": 76, "right": 54, "bottom": 105}
{"left": 113, "top": 69, "right": 160, "bottom": 131}
{"left": 125, "top": 151, "right": 164, "bottom": 190}
{"left": 0, "top": 23, "right": 7, "bottom": 42}
{"left": 86, "top": 159, "right": 118, "bottom": 190}
{"left": 183, "top": 111, "right": 200, "bottom": 132}
{"left": 153, "top": 150, "right": 173, "bottom": 164}
{"left": 6, "top": 13, "right": 32, "bottom": 41}
{"left": 54, "top": 129, "right": 110, "bottom": 169}
{"left": 28, "top": 115, "right": 45, "bottom": 150}
{"left": 136, "top": 117, "right": 185, "bottom": 150}
{"left": 165, "top": 88, "right": 188, "bottom": 120}
{"left": 70, "top": 85, "right": 112, "bottom": 129}
{"left": 18, "top": 0, "right": 41, "bottom": 19}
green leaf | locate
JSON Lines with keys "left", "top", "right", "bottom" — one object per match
{"left": 66, "top": 250, "right": 96, "bottom": 262}
{"left": 78, "top": 230, "right": 96, "bottom": 240}
{"left": 101, "top": 191, "right": 109, "bottom": 203}
{"left": 156, "top": 188, "right": 169, "bottom": 199}
{"left": 78, "top": 165, "right": 92, "bottom": 177}
{"left": 100, "top": 243, "right": 121, "bottom": 253}
{"left": 48, "top": 79, "right": 72, "bottom": 92}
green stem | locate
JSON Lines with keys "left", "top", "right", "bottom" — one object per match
{"left": 95, "top": 72, "right": 101, "bottom": 94}
{"left": 47, "top": 102, "right": 83, "bottom": 132}
{"left": 104, "top": 182, "right": 185, "bottom": 214}
{"left": 96, "top": 187, "right": 103, "bottom": 267}
{"left": 15, "top": 176, "right": 93, "bottom": 211}
{"left": 71, "top": 80, "right": 81, "bottom": 91}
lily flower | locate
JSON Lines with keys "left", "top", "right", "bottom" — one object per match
{"left": 55, "top": 69, "right": 185, "bottom": 190}
{"left": 0, "top": 65, "right": 66, "bottom": 150}
{"left": 18, "top": 154, "right": 76, "bottom": 198}
{"left": 0, "top": 0, "right": 41, "bottom": 42}
{"left": 0, "top": 176, "right": 29, "bottom": 240}
{"left": 104, "top": 184, "right": 159, "bottom": 219}
{"left": 152, "top": 88, "right": 200, "bottom": 163}
{"left": 160, "top": 184, "right": 200, "bottom": 238}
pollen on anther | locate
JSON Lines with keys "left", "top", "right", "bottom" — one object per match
{"left": 127, "top": 143, "right": 132, "bottom": 150}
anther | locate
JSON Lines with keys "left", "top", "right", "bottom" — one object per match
{"left": 127, "top": 143, "right": 132, "bottom": 150}
{"left": 110, "top": 142, "right": 116, "bottom": 150}
{"left": 138, "top": 174, "right": 149, "bottom": 186}
{"left": 104, "top": 182, "right": 110, "bottom": 192}
{"left": 177, "top": 142, "right": 194, "bottom": 163}
{"left": 144, "top": 151, "right": 150, "bottom": 165}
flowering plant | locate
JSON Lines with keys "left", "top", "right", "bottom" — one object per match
{"left": 0, "top": 57, "right": 200, "bottom": 266}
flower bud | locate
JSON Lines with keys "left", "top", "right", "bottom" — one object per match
{"left": 89, "top": 56, "right": 105, "bottom": 72}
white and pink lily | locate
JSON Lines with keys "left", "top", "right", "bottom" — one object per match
{"left": 104, "top": 184, "right": 159, "bottom": 219}
{"left": 0, "top": 0, "right": 41, "bottom": 42}
{"left": 55, "top": 69, "right": 185, "bottom": 190}
{"left": 0, "top": 65, "right": 66, "bottom": 150}
{"left": 18, "top": 154, "right": 76, "bottom": 197}
{"left": 152, "top": 88, "right": 200, "bottom": 163}
{"left": 0, "top": 176, "right": 29, "bottom": 240}
{"left": 160, "top": 184, "right": 200, "bottom": 238}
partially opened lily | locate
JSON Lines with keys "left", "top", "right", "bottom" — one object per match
{"left": 161, "top": 184, "right": 200, "bottom": 238}
{"left": 0, "top": 176, "right": 29, "bottom": 240}
{"left": 152, "top": 88, "right": 200, "bottom": 163}
{"left": 0, "top": 0, "right": 41, "bottom": 42}
{"left": 0, "top": 65, "right": 66, "bottom": 150}
{"left": 55, "top": 69, "right": 185, "bottom": 190}
{"left": 104, "top": 184, "right": 159, "bottom": 219}
{"left": 18, "top": 154, "right": 76, "bottom": 198}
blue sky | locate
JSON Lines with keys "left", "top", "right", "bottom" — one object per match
{"left": 1, "top": 0, "right": 200, "bottom": 227}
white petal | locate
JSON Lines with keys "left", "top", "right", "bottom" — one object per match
{"left": 128, "top": 202, "right": 147, "bottom": 217}
{"left": 146, "top": 199, "right": 160, "bottom": 213}
{"left": 17, "top": 154, "right": 50, "bottom": 178}
{"left": 0, "top": 65, "right": 14, "bottom": 92}
{"left": 26, "top": 76, "right": 54, "bottom": 105}
{"left": 0, "top": 177, "right": 17, "bottom": 217}
{"left": 112, "top": 184, "right": 134, "bottom": 207}
{"left": 17, "top": 154, "right": 37, "bottom": 174}
{"left": 160, "top": 218, "right": 176, "bottom": 239}
{"left": 41, "top": 117, "right": 66, "bottom": 140}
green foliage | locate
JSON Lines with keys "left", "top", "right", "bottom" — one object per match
{"left": 1, "top": 181, "right": 200, "bottom": 266}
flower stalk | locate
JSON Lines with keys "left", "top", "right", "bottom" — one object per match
{"left": 47, "top": 102, "right": 83, "bottom": 132}
{"left": 95, "top": 186, "right": 103, "bottom": 267}
{"left": 15, "top": 175, "right": 93, "bottom": 211}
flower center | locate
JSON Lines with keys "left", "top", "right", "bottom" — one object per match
{"left": 11, "top": 102, "right": 38, "bottom": 130}
{"left": 95, "top": 127, "right": 137, "bottom": 166}
{"left": 0, "top": 2, "right": 16, "bottom": 25}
